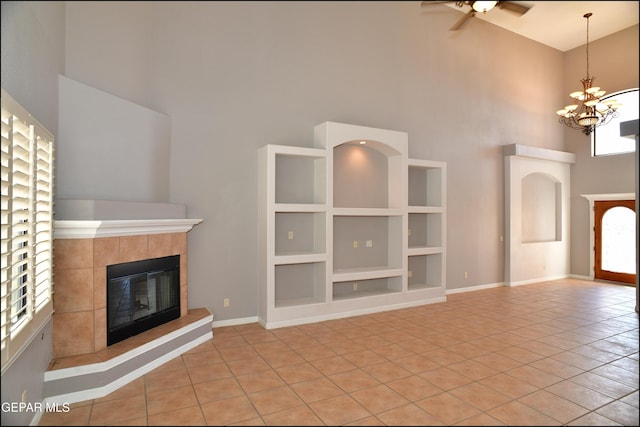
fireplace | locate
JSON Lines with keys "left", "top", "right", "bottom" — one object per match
{"left": 51, "top": 200, "right": 202, "bottom": 358}
{"left": 107, "top": 255, "right": 180, "bottom": 346}
{"left": 48, "top": 211, "right": 211, "bottom": 407}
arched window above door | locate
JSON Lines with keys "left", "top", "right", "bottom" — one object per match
{"left": 592, "top": 88, "right": 639, "bottom": 157}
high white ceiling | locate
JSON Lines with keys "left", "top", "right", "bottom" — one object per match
{"left": 432, "top": 1, "right": 639, "bottom": 52}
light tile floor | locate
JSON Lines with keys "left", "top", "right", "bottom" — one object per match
{"left": 39, "top": 278, "right": 639, "bottom": 426}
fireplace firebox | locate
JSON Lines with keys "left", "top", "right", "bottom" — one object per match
{"left": 106, "top": 255, "right": 180, "bottom": 346}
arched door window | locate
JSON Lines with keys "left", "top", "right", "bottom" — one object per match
{"left": 595, "top": 200, "right": 636, "bottom": 284}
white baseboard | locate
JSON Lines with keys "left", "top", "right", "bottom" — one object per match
{"left": 446, "top": 282, "right": 505, "bottom": 294}
{"left": 212, "top": 316, "right": 259, "bottom": 328}
{"left": 505, "top": 274, "right": 571, "bottom": 287}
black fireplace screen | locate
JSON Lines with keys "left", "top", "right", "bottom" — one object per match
{"left": 106, "top": 255, "right": 180, "bottom": 346}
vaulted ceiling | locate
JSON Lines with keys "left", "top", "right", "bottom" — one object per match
{"left": 428, "top": 1, "right": 639, "bottom": 51}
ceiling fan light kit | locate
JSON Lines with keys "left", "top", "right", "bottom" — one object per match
{"left": 422, "top": 1, "right": 529, "bottom": 31}
{"left": 556, "top": 13, "right": 621, "bottom": 135}
{"left": 420, "top": 1, "right": 530, "bottom": 31}
{"left": 472, "top": 1, "right": 497, "bottom": 13}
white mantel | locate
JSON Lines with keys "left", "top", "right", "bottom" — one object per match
{"left": 54, "top": 199, "right": 202, "bottom": 238}
{"left": 54, "top": 218, "right": 203, "bottom": 239}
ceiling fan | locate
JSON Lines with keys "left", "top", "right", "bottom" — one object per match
{"left": 421, "top": 1, "right": 531, "bottom": 31}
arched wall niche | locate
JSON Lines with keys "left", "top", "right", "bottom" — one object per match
{"left": 521, "top": 172, "right": 562, "bottom": 243}
{"left": 504, "top": 144, "right": 575, "bottom": 286}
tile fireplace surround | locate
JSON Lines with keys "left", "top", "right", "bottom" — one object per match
{"left": 52, "top": 200, "right": 203, "bottom": 359}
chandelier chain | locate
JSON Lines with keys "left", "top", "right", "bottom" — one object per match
{"left": 585, "top": 12, "right": 591, "bottom": 78}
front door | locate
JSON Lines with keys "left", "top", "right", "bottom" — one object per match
{"left": 594, "top": 199, "right": 636, "bottom": 285}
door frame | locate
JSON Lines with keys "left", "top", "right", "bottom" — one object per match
{"left": 582, "top": 193, "right": 636, "bottom": 281}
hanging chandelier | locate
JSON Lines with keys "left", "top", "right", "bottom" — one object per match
{"left": 556, "top": 13, "right": 621, "bottom": 136}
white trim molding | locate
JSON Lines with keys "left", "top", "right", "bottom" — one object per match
{"left": 53, "top": 218, "right": 203, "bottom": 239}
{"left": 503, "top": 144, "right": 576, "bottom": 164}
{"left": 581, "top": 193, "right": 635, "bottom": 202}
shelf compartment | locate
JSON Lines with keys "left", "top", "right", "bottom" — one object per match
{"left": 408, "top": 163, "right": 444, "bottom": 208}
{"left": 276, "top": 152, "right": 326, "bottom": 205}
{"left": 275, "top": 212, "right": 325, "bottom": 256}
{"left": 408, "top": 213, "right": 442, "bottom": 248}
{"left": 274, "top": 262, "right": 326, "bottom": 308}
{"left": 333, "top": 143, "right": 404, "bottom": 209}
{"left": 408, "top": 254, "right": 443, "bottom": 290}
{"left": 333, "top": 215, "right": 403, "bottom": 271}
{"left": 332, "top": 276, "right": 402, "bottom": 301}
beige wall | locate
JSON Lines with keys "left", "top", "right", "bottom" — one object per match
{"left": 59, "top": 1, "right": 569, "bottom": 320}
{"left": 0, "top": 0, "right": 64, "bottom": 134}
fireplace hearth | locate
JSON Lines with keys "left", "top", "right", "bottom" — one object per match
{"left": 107, "top": 255, "right": 180, "bottom": 345}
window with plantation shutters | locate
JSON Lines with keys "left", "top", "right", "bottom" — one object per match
{"left": 1, "top": 88, "right": 54, "bottom": 369}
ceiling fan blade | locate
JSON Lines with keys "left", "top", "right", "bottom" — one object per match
{"left": 496, "top": 1, "right": 530, "bottom": 16}
{"left": 450, "top": 9, "right": 475, "bottom": 31}
{"left": 421, "top": 1, "right": 457, "bottom": 6}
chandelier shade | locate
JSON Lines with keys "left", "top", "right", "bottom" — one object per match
{"left": 556, "top": 13, "right": 621, "bottom": 135}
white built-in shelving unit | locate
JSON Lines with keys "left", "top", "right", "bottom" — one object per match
{"left": 258, "top": 122, "right": 446, "bottom": 328}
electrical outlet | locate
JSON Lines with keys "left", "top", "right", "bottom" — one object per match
{"left": 353, "top": 240, "right": 358, "bottom": 248}
{"left": 288, "top": 231, "right": 294, "bottom": 240}
{"left": 223, "top": 298, "right": 230, "bottom": 307}
{"left": 366, "top": 240, "right": 372, "bottom": 248}
{"left": 353, "top": 282, "right": 358, "bottom": 291}
{"left": 464, "top": 272, "right": 468, "bottom": 279}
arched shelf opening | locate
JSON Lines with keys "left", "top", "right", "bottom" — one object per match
{"left": 333, "top": 139, "right": 404, "bottom": 209}
{"left": 334, "top": 141, "right": 396, "bottom": 209}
